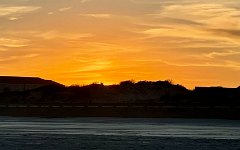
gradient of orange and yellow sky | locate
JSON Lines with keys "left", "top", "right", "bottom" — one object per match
{"left": 1, "top": 0, "right": 240, "bottom": 88}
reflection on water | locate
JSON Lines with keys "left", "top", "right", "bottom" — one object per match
{"left": 1, "top": 117, "right": 240, "bottom": 139}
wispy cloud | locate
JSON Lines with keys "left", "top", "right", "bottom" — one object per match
{"left": 0, "top": 53, "right": 39, "bottom": 62}
{"left": 0, "top": 38, "right": 29, "bottom": 47}
{"left": 47, "top": 12, "right": 54, "bottom": 15}
{"left": 154, "top": 58, "right": 240, "bottom": 70}
{"left": 79, "top": 13, "right": 112, "bottom": 18}
{"left": 75, "top": 60, "right": 111, "bottom": 72}
{"left": 80, "top": 0, "right": 91, "bottom": 3}
{"left": 138, "top": 28, "right": 212, "bottom": 41}
{"left": 0, "top": 5, "right": 41, "bottom": 17}
{"left": 135, "top": 2, "right": 240, "bottom": 49}
{"left": 35, "top": 31, "right": 94, "bottom": 40}
{"left": 209, "top": 29, "right": 240, "bottom": 37}
{"left": 8, "top": 17, "right": 19, "bottom": 20}
{"left": 151, "top": 3, "right": 240, "bottom": 29}
{"left": 58, "top": 7, "right": 71, "bottom": 12}
{"left": 203, "top": 50, "right": 240, "bottom": 59}
{"left": 130, "top": 0, "right": 172, "bottom": 5}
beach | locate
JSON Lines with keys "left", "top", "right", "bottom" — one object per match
{"left": 1, "top": 117, "right": 240, "bottom": 150}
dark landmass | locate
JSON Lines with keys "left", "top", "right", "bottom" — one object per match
{"left": 0, "top": 76, "right": 240, "bottom": 119}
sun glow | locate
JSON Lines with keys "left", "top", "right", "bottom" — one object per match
{"left": 1, "top": 0, "right": 240, "bottom": 88}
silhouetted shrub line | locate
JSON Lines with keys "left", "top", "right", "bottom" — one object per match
{"left": 0, "top": 80, "right": 240, "bottom": 107}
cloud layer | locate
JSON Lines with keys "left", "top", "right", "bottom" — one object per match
{"left": 1, "top": 0, "right": 240, "bottom": 88}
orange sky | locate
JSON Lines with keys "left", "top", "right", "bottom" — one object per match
{"left": 1, "top": 0, "right": 240, "bottom": 88}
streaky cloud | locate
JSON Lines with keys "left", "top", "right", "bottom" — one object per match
{"left": 0, "top": 38, "right": 29, "bottom": 47}
{"left": 0, "top": 5, "right": 41, "bottom": 17}
{"left": 58, "top": 7, "right": 71, "bottom": 12}
{"left": 79, "top": 13, "right": 112, "bottom": 18}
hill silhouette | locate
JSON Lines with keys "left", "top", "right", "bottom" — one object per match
{"left": 0, "top": 76, "right": 60, "bottom": 93}
{"left": 0, "top": 77, "right": 240, "bottom": 119}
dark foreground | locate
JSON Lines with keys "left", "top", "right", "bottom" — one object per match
{"left": 0, "top": 105, "right": 239, "bottom": 119}
{"left": 2, "top": 134, "right": 240, "bottom": 150}
{"left": 0, "top": 117, "right": 240, "bottom": 150}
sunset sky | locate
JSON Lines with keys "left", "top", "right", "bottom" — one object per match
{"left": 1, "top": 0, "right": 240, "bottom": 88}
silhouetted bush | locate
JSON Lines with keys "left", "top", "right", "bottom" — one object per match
{"left": 1, "top": 80, "right": 240, "bottom": 106}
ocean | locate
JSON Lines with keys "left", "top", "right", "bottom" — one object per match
{"left": 0, "top": 117, "right": 240, "bottom": 150}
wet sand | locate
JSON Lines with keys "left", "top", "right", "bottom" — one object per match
{"left": 0, "top": 117, "right": 240, "bottom": 150}
{"left": 1, "top": 134, "right": 240, "bottom": 150}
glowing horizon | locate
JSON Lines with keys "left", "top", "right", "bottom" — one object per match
{"left": 1, "top": 0, "right": 240, "bottom": 88}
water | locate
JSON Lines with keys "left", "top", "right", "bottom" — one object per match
{"left": 0, "top": 117, "right": 240, "bottom": 150}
